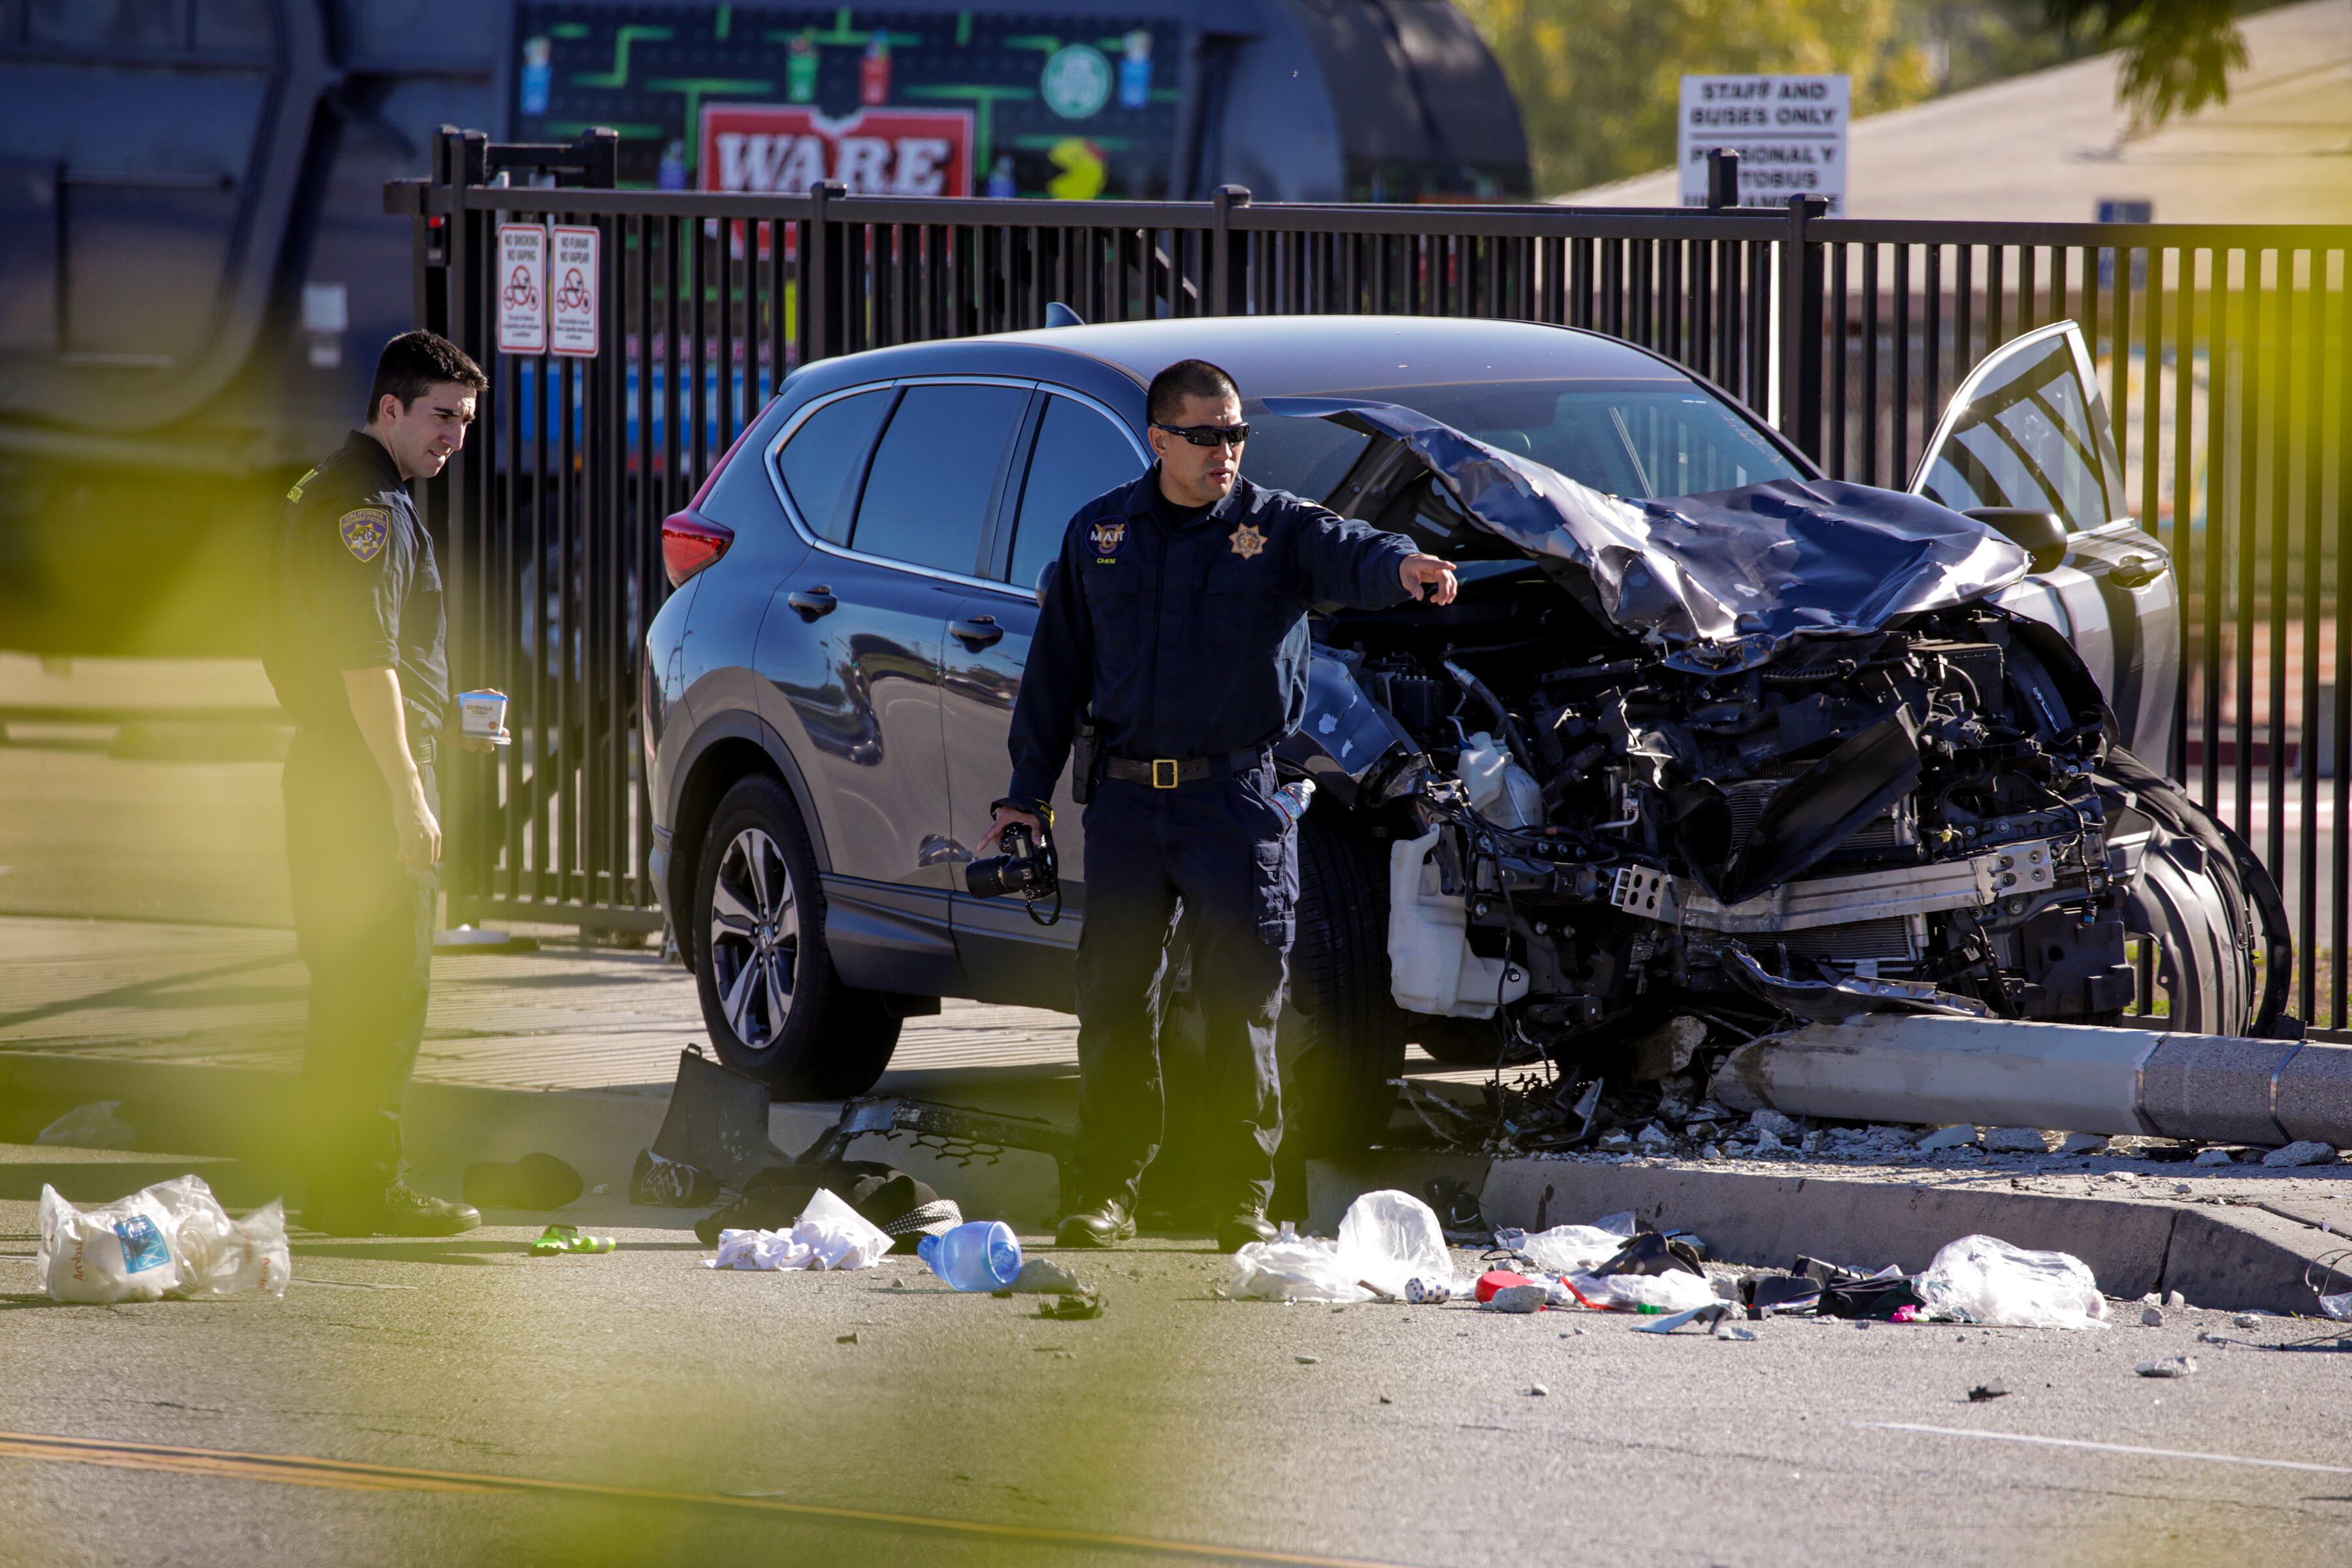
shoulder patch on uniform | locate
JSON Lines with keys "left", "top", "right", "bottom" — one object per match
{"left": 286, "top": 467, "right": 319, "bottom": 502}
{"left": 339, "top": 506, "right": 392, "bottom": 563}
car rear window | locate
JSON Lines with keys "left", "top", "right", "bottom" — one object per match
{"left": 776, "top": 389, "right": 890, "bottom": 542}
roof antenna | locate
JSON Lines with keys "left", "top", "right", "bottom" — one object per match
{"left": 1043, "top": 301, "right": 1086, "bottom": 328}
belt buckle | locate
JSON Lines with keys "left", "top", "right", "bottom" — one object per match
{"left": 1151, "top": 758, "right": 1179, "bottom": 789}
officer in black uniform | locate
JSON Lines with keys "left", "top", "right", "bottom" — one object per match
{"left": 986, "top": 359, "right": 1456, "bottom": 1252}
{"left": 262, "top": 330, "right": 494, "bottom": 1237}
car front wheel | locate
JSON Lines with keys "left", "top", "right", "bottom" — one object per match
{"left": 692, "top": 774, "right": 900, "bottom": 1097}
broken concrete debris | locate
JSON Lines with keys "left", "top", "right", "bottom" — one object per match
{"left": 2193, "top": 1148, "right": 2237, "bottom": 1166}
{"left": 2262, "top": 1140, "right": 2338, "bottom": 1168}
{"left": 2136, "top": 1356, "right": 2198, "bottom": 1378}
{"left": 1915, "top": 1125, "right": 1982, "bottom": 1152}
{"left": 1983, "top": 1127, "right": 2051, "bottom": 1154}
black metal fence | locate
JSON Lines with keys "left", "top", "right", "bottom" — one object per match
{"left": 395, "top": 129, "right": 2350, "bottom": 1028}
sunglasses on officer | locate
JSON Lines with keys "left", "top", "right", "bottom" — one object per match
{"left": 1152, "top": 421, "right": 1251, "bottom": 448}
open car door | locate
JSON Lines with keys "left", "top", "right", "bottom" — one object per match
{"left": 1911, "top": 321, "right": 2178, "bottom": 764}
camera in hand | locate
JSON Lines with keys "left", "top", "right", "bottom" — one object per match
{"left": 966, "top": 821, "right": 1058, "bottom": 904}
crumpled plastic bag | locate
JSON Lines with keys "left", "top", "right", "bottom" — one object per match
{"left": 706, "top": 1188, "right": 892, "bottom": 1272}
{"left": 1563, "top": 1269, "right": 1722, "bottom": 1314}
{"left": 37, "top": 1101, "right": 136, "bottom": 1151}
{"left": 1500, "top": 1223, "right": 1635, "bottom": 1276}
{"left": 37, "top": 1177, "right": 288, "bottom": 1304}
{"left": 1230, "top": 1190, "right": 1457, "bottom": 1303}
{"left": 1917, "top": 1233, "right": 2108, "bottom": 1330}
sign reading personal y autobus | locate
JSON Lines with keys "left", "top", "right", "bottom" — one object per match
{"left": 512, "top": 3, "right": 1181, "bottom": 200}
{"left": 1677, "top": 74, "right": 1850, "bottom": 214}
{"left": 700, "top": 105, "right": 973, "bottom": 197}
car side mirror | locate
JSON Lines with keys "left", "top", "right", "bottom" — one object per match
{"left": 1963, "top": 508, "right": 2067, "bottom": 574}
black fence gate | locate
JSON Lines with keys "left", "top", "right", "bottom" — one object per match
{"left": 395, "top": 129, "right": 2350, "bottom": 1030}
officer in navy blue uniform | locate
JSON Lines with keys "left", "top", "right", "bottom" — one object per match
{"left": 262, "top": 331, "right": 496, "bottom": 1237}
{"left": 987, "top": 360, "right": 1456, "bottom": 1252}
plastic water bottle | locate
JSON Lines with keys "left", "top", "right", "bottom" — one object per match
{"left": 917, "top": 1220, "right": 1022, "bottom": 1291}
{"left": 1273, "top": 778, "right": 1316, "bottom": 825}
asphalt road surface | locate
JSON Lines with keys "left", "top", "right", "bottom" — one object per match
{"left": 5, "top": 1148, "right": 2351, "bottom": 1567}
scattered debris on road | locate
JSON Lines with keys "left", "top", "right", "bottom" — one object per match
{"left": 36, "top": 1175, "right": 287, "bottom": 1303}
{"left": 1037, "top": 1292, "right": 1103, "bottom": 1320}
{"left": 706, "top": 1190, "right": 893, "bottom": 1272}
{"left": 2136, "top": 1355, "right": 2198, "bottom": 1378}
{"left": 1968, "top": 1383, "right": 2009, "bottom": 1401}
{"left": 632, "top": 1148, "right": 720, "bottom": 1207}
{"left": 528, "top": 1224, "right": 614, "bottom": 1256}
{"left": 919, "top": 1220, "right": 1022, "bottom": 1292}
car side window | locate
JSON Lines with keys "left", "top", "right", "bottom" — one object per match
{"left": 776, "top": 388, "right": 891, "bottom": 544}
{"left": 1917, "top": 338, "right": 2115, "bottom": 532}
{"left": 851, "top": 384, "right": 1029, "bottom": 574}
{"left": 1007, "top": 397, "right": 1147, "bottom": 591}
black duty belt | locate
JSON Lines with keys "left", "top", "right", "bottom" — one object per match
{"left": 1102, "top": 747, "right": 1265, "bottom": 789}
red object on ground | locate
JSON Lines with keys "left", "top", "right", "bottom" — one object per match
{"left": 1475, "top": 1269, "right": 1535, "bottom": 1304}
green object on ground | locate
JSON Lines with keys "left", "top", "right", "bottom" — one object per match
{"left": 531, "top": 1224, "right": 616, "bottom": 1256}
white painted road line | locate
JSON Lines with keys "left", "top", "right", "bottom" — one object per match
{"left": 1857, "top": 1421, "right": 2352, "bottom": 1477}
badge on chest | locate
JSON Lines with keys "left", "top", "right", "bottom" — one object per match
{"left": 1228, "top": 522, "right": 1266, "bottom": 560}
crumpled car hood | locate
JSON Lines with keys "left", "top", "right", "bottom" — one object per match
{"left": 1266, "top": 397, "right": 2031, "bottom": 673}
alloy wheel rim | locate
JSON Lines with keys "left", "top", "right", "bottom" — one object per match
{"left": 709, "top": 826, "right": 799, "bottom": 1049}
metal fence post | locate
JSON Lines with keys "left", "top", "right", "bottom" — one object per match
{"left": 1212, "top": 185, "right": 1250, "bottom": 316}
{"left": 804, "top": 180, "right": 847, "bottom": 362}
{"left": 1778, "top": 194, "right": 1828, "bottom": 459}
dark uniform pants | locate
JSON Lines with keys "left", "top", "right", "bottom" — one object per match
{"left": 1072, "top": 759, "right": 1298, "bottom": 1211}
{"left": 282, "top": 728, "right": 436, "bottom": 1200}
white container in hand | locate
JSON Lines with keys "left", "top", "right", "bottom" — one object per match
{"left": 458, "top": 689, "right": 510, "bottom": 745}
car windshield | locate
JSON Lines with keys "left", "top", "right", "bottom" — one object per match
{"left": 1245, "top": 379, "right": 1803, "bottom": 502}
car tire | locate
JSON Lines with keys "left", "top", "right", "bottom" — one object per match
{"left": 2099, "top": 746, "right": 2292, "bottom": 1038}
{"left": 691, "top": 774, "right": 900, "bottom": 1097}
{"left": 1281, "top": 811, "right": 1409, "bottom": 1155}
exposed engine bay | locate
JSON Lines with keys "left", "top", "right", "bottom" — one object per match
{"left": 1270, "top": 399, "right": 2288, "bottom": 1064}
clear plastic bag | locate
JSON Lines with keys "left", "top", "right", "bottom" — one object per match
{"left": 37, "top": 1176, "right": 288, "bottom": 1304}
{"left": 1497, "top": 1224, "right": 1627, "bottom": 1276}
{"left": 1231, "top": 1190, "right": 1457, "bottom": 1303}
{"left": 1563, "top": 1269, "right": 1721, "bottom": 1314}
{"left": 1917, "top": 1233, "right": 2108, "bottom": 1330}
{"left": 706, "top": 1187, "right": 893, "bottom": 1271}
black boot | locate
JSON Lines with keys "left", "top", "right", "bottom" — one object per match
{"left": 1055, "top": 1196, "right": 1136, "bottom": 1248}
{"left": 1215, "top": 1205, "right": 1278, "bottom": 1254}
{"left": 311, "top": 1179, "right": 482, "bottom": 1237}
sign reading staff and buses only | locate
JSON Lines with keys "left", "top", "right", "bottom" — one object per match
{"left": 1677, "top": 74, "right": 1849, "bottom": 214}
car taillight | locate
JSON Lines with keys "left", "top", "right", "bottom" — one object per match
{"left": 662, "top": 511, "right": 733, "bottom": 587}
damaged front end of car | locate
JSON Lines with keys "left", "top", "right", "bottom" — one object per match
{"left": 1269, "top": 397, "right": 2286, "bottom": 1081}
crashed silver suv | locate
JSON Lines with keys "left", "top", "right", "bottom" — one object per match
{"left": 642, "top": 315, "right": 2288, "bottom": 1151}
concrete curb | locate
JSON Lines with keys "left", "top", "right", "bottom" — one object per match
{"left": 1305, "top": 1152, "right": 2350, "bottom": 1318}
